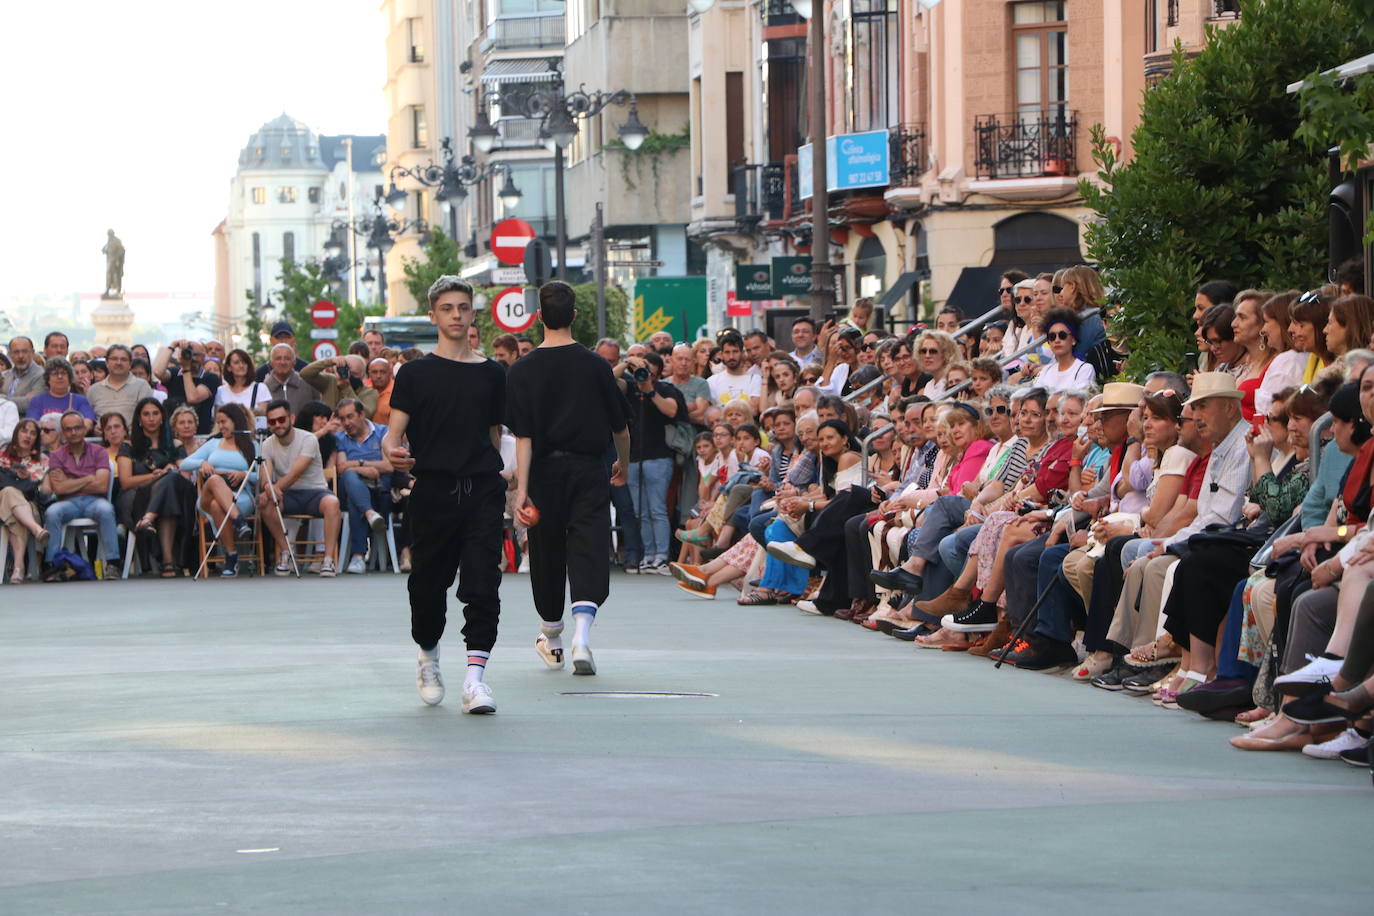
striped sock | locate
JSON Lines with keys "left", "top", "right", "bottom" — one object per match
{"left": 541, "top": 620, "right": 565, "bottom": 638}
{"left": 571, "top": 602, "right": 597, "bottom": 646}
{"left": 465, "top": 650, "right": 490, "bottom": 686}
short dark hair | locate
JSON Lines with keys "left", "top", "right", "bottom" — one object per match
{"left": 743, "top": 330, "right": 769, "bottom": 344}
{"left": 348, "top": 341, "right": 369, "bottom": 359}
{"left": 427, "top": 275, "right": 474, "bottom": 308}
{"left": 642, "top": 351, "right": 665, "bottom": 374}
{"left": 264, "top": 398, "right": 292, "bottom": 416}
{"left": 336, "top": 397, "right": 363, "bottom": 416}
{"left": 105, "top": 344, "right": 131, "bottom": 361}
{"left": 44, "top": 331, "right": 69, "bottom": 349}
{"left": 937, "top": 306, "right": 963, "bottom": 320}
{"left": 492, "top": 333, "right": 518, "bottom": 352}
{"left": 791, "top": 317, "right": 817, "bottom": 333}
{"left": 538, "top": 281, "right": 577, "bottom": 330}
{"left": 1197, "top": 279, "right": 1238, "bottom": 308}
{"left": 1337, "top": 257, "right": 1365, "bottom": 295}
{"left": 734, "top": 423, "right": 761, "bottom": 443}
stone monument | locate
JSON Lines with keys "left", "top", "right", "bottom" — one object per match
{"left": 91, "top": 229, "right": 136, "bottom": 345}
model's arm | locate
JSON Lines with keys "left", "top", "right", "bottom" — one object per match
{"left": 513, "top": 436, "right": 533, "bottom": 510}
{"left": 382, "top": 408, "right": 414, "bottom": 473}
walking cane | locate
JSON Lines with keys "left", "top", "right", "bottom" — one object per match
{"left": 193, "top": 456, "right": 264, "bottom": 580}
{"left": 992, "top": 571, "right": 1065, "bottom": 670}
{"left": 261, "top": 467, "right": 302, "bottom": 579}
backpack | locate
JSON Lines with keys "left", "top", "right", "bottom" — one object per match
{"left": 43, "top": 548, "right": 96, "bottom": 582}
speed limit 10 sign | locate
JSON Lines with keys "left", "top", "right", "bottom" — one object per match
{"left": 491, "top": 285, "right": 536, "bottom": 333}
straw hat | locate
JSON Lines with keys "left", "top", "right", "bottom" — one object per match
{"left": 1183, "top": 372, "right": 1243, "bottom": 406}
{"left": 1090, "top": 382, "right": 1145, "bottom": 412}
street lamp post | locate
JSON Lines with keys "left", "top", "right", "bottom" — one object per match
{"left": 324, "top": 193, "right": 427, "bottom": 309}
{"left": 791, "top": 0, "right": 834, "bottom": 322}
{"left": 470, "top": 59, "right": 649, "bottom": 282}
{"left": 381, "top": 137, "right": 523, "bottom": 244}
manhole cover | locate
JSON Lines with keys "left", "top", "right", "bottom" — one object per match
{"left": 558, "top": 691, "right": 718, "bottom": 698}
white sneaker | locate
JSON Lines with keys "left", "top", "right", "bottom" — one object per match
{"left": 795, "top": 599, "right": 821, "bottom": 615}
{"left": 417, "top": 658, "right": 445, "bottom": 706}
{"left": 1302, "top": 727, "right": 1366, "bottom": 759}
{"left": 346, "top": 555, "right": 367, "bottom": 574}
{"left": 1273, "top": 654, "right": 1344, "bottom": 693}
{"left": 319, "top": 557, "right": 337, "bottom": 578}
{"left": 571, "top": 644, "right": 596, "bottom": 676}
{"left": 275, "top": 550, "right": 293, "bottom": 576}
{"left": 536, "top": 633, "right": 565, "bottom": 669}
{"left": 366, "top": 509, "right": 386, "bottom": 532}
{"left": 649, "top": 560, "right": 673, "bottom": 576}
{"left": 462, "top": 680, "right": 496, "bottom": 714}
{"left": 766, "top": 540, "right": 817, "bottom": 570}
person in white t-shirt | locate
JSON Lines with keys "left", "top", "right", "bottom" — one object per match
{"left": 707, "top": 332, "right": 761, "bottom": 410}
{"left": 1035, "top": 307, "right": 1097, "bottom": 392}
{"left": 213, "top": 349, "right": 273, "bottom": 428}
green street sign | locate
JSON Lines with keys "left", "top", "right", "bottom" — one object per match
{"left": 736, "top": 264, "right": 774, "bottom": 301}
{"left": 772, "top": 256, "right": 812, "bottom": 296}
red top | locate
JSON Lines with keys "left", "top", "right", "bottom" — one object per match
{"left": 1182, "top": 448, "right": 1211, "bottom": 499}
{"left": 1030, "top": 436, "right": 1075, "bottom": 497}
{"left": 1237, "top": 359, "right": 1272, "bottom": 423}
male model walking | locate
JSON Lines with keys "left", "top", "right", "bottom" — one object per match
{"left": 507, "top": 281, "right": 630, "bottom": 675}
{"left": 383, "top": 276, "right": 507, "bottom": 713}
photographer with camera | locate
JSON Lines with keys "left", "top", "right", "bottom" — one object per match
{"left": 301, "top": 354, "right": 379, "bottom": 418}
{"left": 153, "top": 339, "right": 220, "bottom": 434}
{"left": 615, "top": 351, "right": 686, "bottom": 574}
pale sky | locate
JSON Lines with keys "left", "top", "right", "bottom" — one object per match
{"left": 0, "top": 0, "right": 387, "bottom": 301}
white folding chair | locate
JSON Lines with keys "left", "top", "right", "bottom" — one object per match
{"left": 61, "top": 459, "right": 118, "bottom": 578}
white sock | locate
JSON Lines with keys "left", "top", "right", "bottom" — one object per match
{"left": 571, "top": 603, "right": 597, "bottom": 647}
{"left": 541, "top": 620, "right": 565, "bottom": 648}
{"left": 465, "top": 650, "right": 490, "bottom": 686}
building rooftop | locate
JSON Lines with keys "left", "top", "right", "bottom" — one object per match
{"left": 237, "top": 114, "right": 384, "bottom": 173}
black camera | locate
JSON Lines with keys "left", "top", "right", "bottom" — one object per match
{"left": 630, "top": 365, "right": 650, "bottom": 384}
{"left": 180, "top": 347, "right": 195, "bottom": 363}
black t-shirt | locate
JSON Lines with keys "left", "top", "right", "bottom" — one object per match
{"left": 255, "top": 357, "right": 308, "bottom": 383}
{"left": 164, "top": 369, "right": 221, "bottom": 434}
{"left": 505, "top": 344, "right": 629, "bottom": 459}
{"left": 389, "top": 353, "right": 506, "bottom": 477}
{"left": 626, "top": 380, "right": 687, "bottom": 462}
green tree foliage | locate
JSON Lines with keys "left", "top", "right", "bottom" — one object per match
{"left": 399, "top": 229, "right": 630, "bottom": 350}
{"left": 242, "top": 289, "right": 267, "bottom": 364}
{"left": 273, "top": 258, "right": 384, "bottom": 353}
{"left": 1079, "top": 0, "right": 1364, "bottom": 379}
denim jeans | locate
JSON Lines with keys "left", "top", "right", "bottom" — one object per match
{"left": 937, "top": 524, "right": 982, "bottom": 580}
{"left": 44, "top": 494, "right": 119, "bottom": 562}
{"left": 628, "top": 457, "right": 674, "bottom": 563}
{"left": 340, "top": 469, "right": 391, "bottom": 557}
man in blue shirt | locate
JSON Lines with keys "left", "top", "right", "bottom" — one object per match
{"left": 334, "top": 397, "right": 393, "bottom": 574}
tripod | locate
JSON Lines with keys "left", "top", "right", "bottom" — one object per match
{"left": 192, "top": 454, "right": 300, "bottom": 579}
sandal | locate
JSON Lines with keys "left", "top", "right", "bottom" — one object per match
{"left": 160, "top": 562, "right": 177, "bottom": 579}
{"left": 737, "top": 589, "right": 780, "bottom": 606}
{"left": 1071, "top": 653, "right": 1116, "bottom": 681}
{"left": 1126, "top": 635, "right": 1182, "bottom": 668}
{"left": 676, "top": 528, "right": 713, "bottom": 546}
{"left": 915, "top": 628, "right": 969, "bottom": 650}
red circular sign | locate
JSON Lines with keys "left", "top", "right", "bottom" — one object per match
{"left": 491, "top": 286, "right": 536, "bottom": 333}
{"left": 310, "top": 300, "right": 338, "bottom": 328}
{"left": 491, "top": 218, "right": 536, "bottom": 267}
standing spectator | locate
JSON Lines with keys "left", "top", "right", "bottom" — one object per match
{"left": 363, "top": 328, "right": 386, "bottom": 361}
{"left": 261, "top": 343, "right": 314, "bottom": 418}
{"left": 594, "top": 338, "right": 622, "bottom": 366}
{"left": 368, "top": 358, "right": 395, "bottom": 425}
{"left": 254, "top": 323, "right": 309, "bottom": 381}
{"left": 204, "top": 339, "right": 226, "bottom": 365}
{"left": 742, "top": 330, "right": 771, "bottom": 377}
{"left": 0, "top": 418, "right": 49, "bottom": 583}
{"left": 42, "top": 410, "right": 120, "bottom": 580}
{"left": 708, "top": 332, "right": 761, "bottom": 410}
{"left": 666, "top": 344, "right": 711, "bottom": 426}
{"left": 648, "top": 331, "right": 674, "bottom": 356}
{"left": 85, "top": 344, "right": 154, "bottom": 427}
{"left": 383, "top": 275, "right": 507, "bottom": 712}
{"left": 70, "top": 358, "right": 94, "bottom": 394}
{"left": 258, "top": 399, "right": 342, "bottom": 577}
{"left": 333, "top": 397, "right": 393, "bottom": 575}
{"left": 508, "top": 281, "right": 631, "bottom": 678}
{"left": 26, "top": 358, "right": 96, "bottom": 427}
{"left": 515, "top": 335, "right": 535, "bottom": 357}
{"left": 129, "top": 358, "right": 165, "bottom": 402}
{"left": 935, "top": 307, "right": 962, "bottom": 335}
{"left": 491, "top": 334, "right": 519, "bottom": 367}
{"left": 302, "top": 354, "right": 379, "bottom": 417}
{"left": 182, "top": 404, "right": 258, "bottom": 577}
{"left": 43, "top": 332, "right": 69, "bottom": 361}
{"left": 620, "top": 351, "right": 686, "bottom": 574}
{"left": 214, "top": 349, "right": 272, "bottom": 428}
{"left": 153, "top": 339, "right": 220, "bottom": 434}
{"left": 0, "top": 390, "right": 15, "bottom": 442}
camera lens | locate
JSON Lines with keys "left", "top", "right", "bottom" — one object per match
{"left": 630, "top": 366, "right": 650, "bottom": 383}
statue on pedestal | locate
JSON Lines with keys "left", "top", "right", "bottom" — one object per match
{"left": 102, "top": 229, "right": 125, "bottom": 299}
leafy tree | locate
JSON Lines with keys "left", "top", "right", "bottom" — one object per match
{"left": 401, "top": 229, "right": 464, "bottom": 315}
{"left": 273, "top": 258, "right": 384, "bottom": 355}
{"left": 1079, "top": 0, "right": 1364, "bottom": 379}
{"left": 242, "top": 288, "right": 267, "bottom": 364}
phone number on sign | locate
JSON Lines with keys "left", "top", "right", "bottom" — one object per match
{"left": 843, "top": 170, "right": 886, "bottom": 185}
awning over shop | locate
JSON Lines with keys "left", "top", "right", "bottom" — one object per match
{"left": 479, "top": 59, "right": 562, "bottom": 84}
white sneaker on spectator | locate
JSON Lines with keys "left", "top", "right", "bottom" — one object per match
{"left": 1273, "top": 654, "right": 1343, "bottom": 693}
{"left": 795, "top": 599, "right": 821, "bottom": 615}
{"left": 767, "top": 541, "right": 817, "bottom": 570}
{"left": 624, "top": 563, "right": 640, "bottom": 575}
{"left": 319, "top": 557, "right": 337, "bottom": 578}
{"left": 346, "top": 555, "right": 366, "bottom": 575}
{"left": 417, "top": 658, "right": 445, "bottom": 706}
{"left": 649, "top": 560, "right": 672, "bottom": 576}
{"left": 517, "top": 555, "right": 530, "bottom": 574}
{"left": 365, "top": 509, "right": 386, "bottom": 532}
{"left": 1302, "top": 727, "right": 1366, "bottom": 759}
{"left": 571, "top": 644, "right": 596, "bottom": 676}
{"left": 275, "top": 550, "right": 293, "bottom": 576}
{"left": 462, "top": 681, "right": 496, "bottom": 714}
{"left": 536, "top": 633, "right": 564, "bottom": 669}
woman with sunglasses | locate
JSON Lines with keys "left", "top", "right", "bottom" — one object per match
{"left": 1034, "top": 308, "right": 1096, "bottom": 391}
{"left": 914, "top": 330, "right": 959, "bottom": 399}
{"left": 1287, "top": 291, "right": 1334, "bottom": 383}
{"left": 1053, "top": 265, "right": 1110, "bottom": 360}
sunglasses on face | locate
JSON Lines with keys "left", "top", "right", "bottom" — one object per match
{"left": 266, "top": 415, "right": 291, "bottom": 426}
{"left": 998, "top": 286, "right": 1013, "bottom": 295}
{"left": 1046, "top": 330, "right": 1073, "bottom": 342}
{"left": 918, "top": 348, "right": 940, "bottom": 356}
{"left": 984, "top": 405, "right": 1010, "bottom": 416}
{"left": 1015, "top": 296, "right": 1033, "bottom": 304}
{"left": 1052, "top": 285, "right": 1064, "bottom": 294}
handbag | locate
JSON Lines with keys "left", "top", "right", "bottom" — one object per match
{"left": 0, "top": 467, "right": 38, "bottom": 499}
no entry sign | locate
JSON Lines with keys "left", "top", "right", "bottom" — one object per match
{"left": 491, "top": 286, "right": 536, "bottom": 333}
{"left": 491, "top": 218, "right": 536, "bottom": 267}
{"left": 310, "top": 300, "right": 338, "bottom": 328}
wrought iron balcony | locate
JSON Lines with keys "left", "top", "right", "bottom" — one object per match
{"left": 492, "top": 117, "right": 544, "bottom": 149}
{"left": 888, "top": 123, "right": 928, "bottom": 187}
{"left": 973, "top": 111, "right": 1079, "bottom": 180}
{"left": 761, "top": 0, "right": 804, "bottom": 26}
{"left": 483, "top": 15, "right": 565, "bottom": 51}
{"left": 732, "top": 162, "right": 787, "bottom": 223}
{"left": 1209, "top": 0, "right": 1241, "bottom": 19}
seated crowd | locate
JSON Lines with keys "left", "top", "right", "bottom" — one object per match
{"left": 618, "top": 261, "right": 1374, "bottom": 776}
{"left": 0, "top": 322, "right": 415, "bottom": 581}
